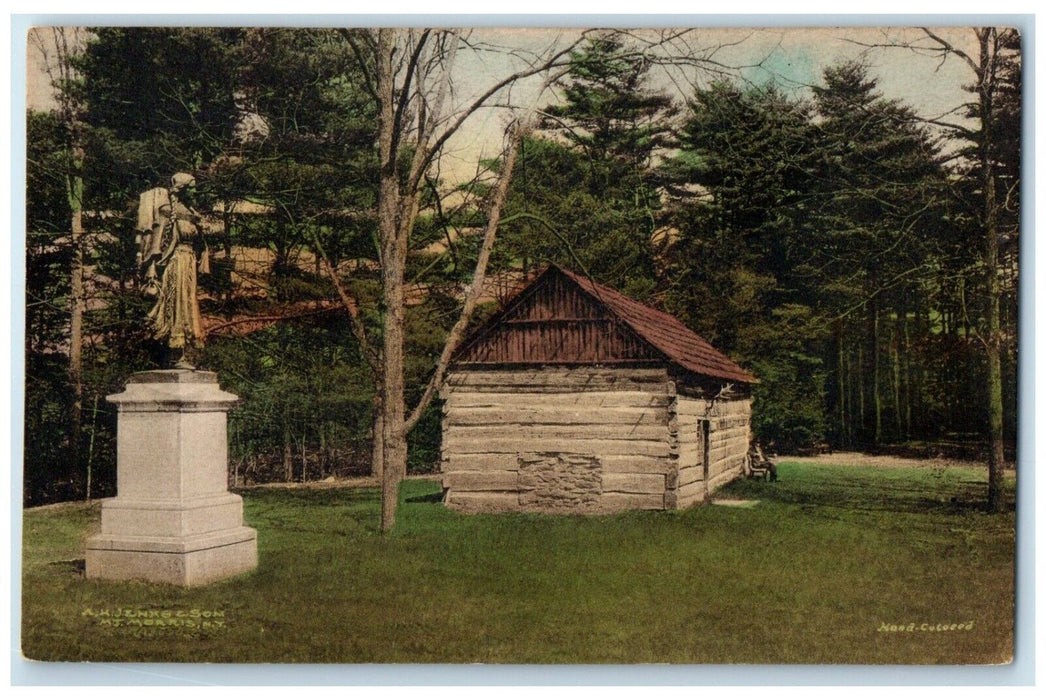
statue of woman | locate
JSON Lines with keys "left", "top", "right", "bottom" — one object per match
{"left": 136, "top": 172, "right": 208, "bottom": 369}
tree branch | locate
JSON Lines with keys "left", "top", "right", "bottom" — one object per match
{"left": 921, "top": 27, "right": 980, "bottom": 75}
{"left": 204, "top": 304, "right": 339, "bottom": 335}
{"left": 405, "top": 121, "right": 527, "bottom": 431}
{"left": 412, "top": 31, "right": 590, "bottom": 186}
{"left": 390, "top": 29, "right": 432, "bottom": 158}
{"left": 311, "top": 230, "right": 380, "bottom": 373}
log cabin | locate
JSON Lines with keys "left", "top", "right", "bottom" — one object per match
{"left": 439, "top": 264, "right": 757, "bottom": 514}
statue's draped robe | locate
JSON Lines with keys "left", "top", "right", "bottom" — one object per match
{"left": 147, "top": 197, "right": 204, "bottom": 349}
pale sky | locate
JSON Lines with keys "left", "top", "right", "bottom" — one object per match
{"left": 438, "top": 27, "right": 983, "bottom": 180}
{"left": 27, "top": 26, "right": 987, "bottom": 183}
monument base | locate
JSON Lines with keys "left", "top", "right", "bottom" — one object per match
{"left": 86, "top": 526, "right": 257, "bottom": 586}
{"left": 84, "top": 370, "right": 257, "bottom": 586}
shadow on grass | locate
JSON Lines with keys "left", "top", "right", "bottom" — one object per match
{"left": 244, "top": 486, "right": 385, "bottom": 536}
{"left": 404, "top": 490, "right": 445, "bottom": 504}
{"left": 718, "top": 463, "right": 1016, "bottom": 516}
{"left": 48, "top": 559, "right": 85, "bottom": 576}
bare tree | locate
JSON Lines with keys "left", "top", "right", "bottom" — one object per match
{"left": 913, "top": 28, "right": 1018, "bottom": 512}
{"left": 320, "top": 28, "right": 760, "bottom": 530}
{"left": 30, "top": 27, "right": 89, "bottom": 497}
{"left": 317, "top": 28, "right": 583, "bottom": 530}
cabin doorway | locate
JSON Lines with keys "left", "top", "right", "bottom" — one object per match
{"left": 700, "top": 420, "right": 711, "bottom": 501}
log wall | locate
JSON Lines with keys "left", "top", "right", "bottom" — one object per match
{"left": 671, "top": 395, "right": 752, "bottom": 508}
{"left": 440, "top": 367, "right": 752, "bottom": 514}
{"left": 441, "top": 367, "right": 674, "bottom": 513}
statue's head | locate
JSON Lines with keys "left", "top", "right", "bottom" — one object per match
{"left": 170, "top": 172, "right": 196, "bottom": 194}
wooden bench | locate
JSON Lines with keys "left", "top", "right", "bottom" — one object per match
{"left": 745, "top": 444, "right": 778, "bottom": 482}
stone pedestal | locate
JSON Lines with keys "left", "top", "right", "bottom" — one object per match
{"left": 85, "top": 370, "right": 257, "bottom": 586}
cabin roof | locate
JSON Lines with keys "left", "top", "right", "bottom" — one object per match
{"left": 454, "top": 264, "right": 758, "bottom": 384}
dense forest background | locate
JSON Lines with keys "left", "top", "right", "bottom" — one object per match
{"left": 24, "top": 28, "right": 1020, "bottom": 507}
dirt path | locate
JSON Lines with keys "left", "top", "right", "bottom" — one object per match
{"left": 236, "top": 473, "right": 439, "bottom": 491}
{"left": 32, "top": 455, "right": 1008, "bottom": 511}
{"left": 780, "top": 451, "right": 1016, "bottom": 475}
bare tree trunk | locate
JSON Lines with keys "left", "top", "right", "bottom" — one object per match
{"left": 902, "top": 305, "right": 912, "bottom": 440}
{"left": 979, "top": 28, "right": 1006, "bottom": 512}
{"left": 837, "top": 324, "right": 846, "bottom": 449}
{"left": 283, "top": 421, "right": 293, "bottom": 483}
{"left": 379, "top": 295, "right": 407, "bottom": 532}
{"left": 914, "top": 27, "right": 1013, "bottom": 509}
{"left": 85, "top": 392, "right": 98, "bottom": 502}
{"left": 318, "top": 423, "right": 327, "bottom": 477}
{"left": 892, "top": 316, "right": 902, "bottom": 439}
{"left": 857, "top": 343, "right": 865, "bottom": 439}
{"left": 918, "top": 303, "right": 930, "bottom": 438}
{"left": 68, "top": 152, "right": 85, "bottom": 495}
{"left": 872, "top": 302, "right": 883, "bottom": 444}
{"left": 845, "top": 345, "right": 853, "bottom": 447}
{"left": 377, "top": 28, "right": 408, "bottom": 532}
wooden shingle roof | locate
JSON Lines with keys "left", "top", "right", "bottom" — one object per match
{"left": 554, "top": 266, "right": 757, "bottom": 384}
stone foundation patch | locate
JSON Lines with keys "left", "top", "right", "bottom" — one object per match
{"left": 518, "top": 453, "right": 602, "bottom": 513}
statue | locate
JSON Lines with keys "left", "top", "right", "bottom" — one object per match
{"left": 136, "top": 173, "right": 209, "bottom": 369}
{"left": 87, "top": 173, "right": 255, "bottom": 586}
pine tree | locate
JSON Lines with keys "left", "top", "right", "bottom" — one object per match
{"left": 500, "top": 35, "right": 677, "bottom": 298}
{"left": 811, "top": 62, "right": 949, "bottom": 447}
{"left": 665, "top": 81, "right": 825, "bottom": 451}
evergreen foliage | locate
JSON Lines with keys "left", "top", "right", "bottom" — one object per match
{"left": 498, "top": 36, "right": 676, "bottom": 299}
{"left": 23, "top": 29, "right": 1021, "bottom": 505}
{"left": 663, "top": 81, "right": 825, "bottom": 452}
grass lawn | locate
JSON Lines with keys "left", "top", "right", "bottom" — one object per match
{"left": 21, "top": 461, "right": 1015, "bottom": 664}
